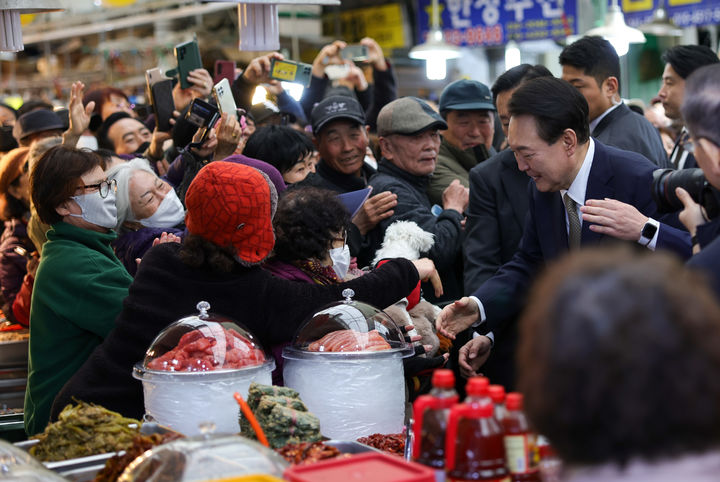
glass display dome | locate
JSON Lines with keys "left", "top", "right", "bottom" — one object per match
{"left": 139, "top": 301, "right": 269, "bottom": 373}
{"left": 133, "top": 302, "right": 275, "bottom": 436}
{"left": 284, "top": 289, "right": 414, "bottom": 359}
{"left": 118, "top": 434, "right": 287, "bottom": 481}
{"left": 282, "top": 290, "right": 412, "bottom": 440}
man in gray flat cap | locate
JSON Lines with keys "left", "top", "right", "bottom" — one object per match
{"left": 369, "top": 97, "right": 469, "bottom": 302}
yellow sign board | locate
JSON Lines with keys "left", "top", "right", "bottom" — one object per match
{"left": 622, "top": 0, "right": 653, "bottom": 11}
{"left": 324, "top": 4, "right": 407, "bottom": 50}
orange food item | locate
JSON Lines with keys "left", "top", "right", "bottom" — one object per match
{"left": 307, "top": 329, "right": 391, "bottom": 352}
{"left": 148, "top": 327, "right": 265, "bottom": 371}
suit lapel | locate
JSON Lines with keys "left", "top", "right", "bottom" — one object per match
{"left": 582, "top": 140, "right": 615, "bottom": 245}
{"left": 499, "top": 152, "right": 529, "bottom": 228}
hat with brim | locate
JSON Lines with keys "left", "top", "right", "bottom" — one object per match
{"left": 377, "top": 97, "right": 447, "bottom": 137}
{"left": 311, "top": 95, "right": 366, "bottom": 135}
{"left": 439, "top": 79, "right": 496, "bottom": 112}
{"left": 13, "top": 109, "right": 64, "bottom": 142}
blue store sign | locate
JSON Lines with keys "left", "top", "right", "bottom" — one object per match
{"left": 623, "top": 0, "right": 720, "bottom": 27}
{"left": 416, "top": 0, "right": 578, "bottom": 47}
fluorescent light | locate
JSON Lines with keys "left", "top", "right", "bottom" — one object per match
{"left": 252, "top": 85, "right": 267, "bottom": 105}
{"left": 505, "top": 40, "right": 521, "bottom": 69}
{"left": 281, "top": 81, "right": 303, "bottom": 101}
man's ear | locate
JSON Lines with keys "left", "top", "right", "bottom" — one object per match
{"left": 603, "top": 76, "right": 619, "bottom": 98}
{"left": 312, "top": 134, "right": 319, "bottom": 149}
{"left": 378, "top": 136, "right": 392, "bottom": 160}
{"left": 562, "top": 128, "right": 578, "bottom": 156}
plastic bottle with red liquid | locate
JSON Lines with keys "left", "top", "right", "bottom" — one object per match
{"left": 501, "top": 393, "right": 540, "bottom": 481}
{"left": 412, "top": 369, "right": 459, "bottom": 470}
{"left": 488, "top": 384, "right": 506, "bottom": 422}
{"left": 445, "top": 377, "right": 508, "bottom": 482}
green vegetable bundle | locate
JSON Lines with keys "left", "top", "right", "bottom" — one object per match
{"left": 30, "top": 401, "right": 141, "bottom": 462}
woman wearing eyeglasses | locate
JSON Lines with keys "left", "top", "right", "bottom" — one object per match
{"left": 24, "top": 145, "right": 133, "bottom": 435}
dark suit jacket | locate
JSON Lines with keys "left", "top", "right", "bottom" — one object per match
{"left": 593, "top": 103, "right": 671, "bottom": 168}
{"left": 464, "top": 149, "right": 529, "bottom": 294}
{"left": 472, "top": 140, "right": 691, "bottom": 331}
{"left": 687, "top": 236, "right": 720, "bottom": 300}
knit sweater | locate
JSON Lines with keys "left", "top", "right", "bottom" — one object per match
{"left": 25, "top": 222, "right": 132, "bottom": 435}
{"left": 51, "top": 243, "right": 419, "bottom": 421}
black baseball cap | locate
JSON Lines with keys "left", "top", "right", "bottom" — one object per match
{"left": 311, "top": 95, "right": 366, "bottom": 134}
{"left": 439, "top": 79, "right": 496, "bottom": 113}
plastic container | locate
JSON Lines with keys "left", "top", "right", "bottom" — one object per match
{"left": 445, "top": 377, "right": 508, "bottom": 482}
{"left": 118, "top": 434, "right": 287, "bottom": 481}
{"left": 284, "top": 452, "right": 435, "bottom": 482}
{"left": 412, "top": 369, "right": 458, "bottom": 469}
{"left": 133, "top": 301, "right": 275, "bottom": 436}
{"left": 502, "top": 393, "right": 540, "bottom": 481}
{"left": 0, "top": 439, "right": 66, "bottom": 481}
{"left": 282, "top": 289, "right": 414, "bottom": 440}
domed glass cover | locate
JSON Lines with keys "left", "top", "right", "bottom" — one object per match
{"left": 284, "top": 289, "right": 413, "bottom": 358}
{"left": 118, "top": 434, "right": 287, "bottom": 481}
{"left": 141, "top": 301, "right": 268, "bottom": 372}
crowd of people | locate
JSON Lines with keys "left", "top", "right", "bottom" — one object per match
{"left": 3, "top": 32, "right": 720, "bottom": 478}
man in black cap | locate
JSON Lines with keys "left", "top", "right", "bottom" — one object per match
{"left": 300, "top": 95, "right": 398, "bottom": 267}
{"left": 370, "top": 97, "right": 469, "bottom": 302}
{"left": 428, "top": 79, "right": 496, "bottom": 205}
{"left": 13, "top": 109, "right": 65, "bottom": 148}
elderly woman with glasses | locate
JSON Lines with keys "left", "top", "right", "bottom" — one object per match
{"left": 24, "top": 145, "right": 133, "bottom": 435}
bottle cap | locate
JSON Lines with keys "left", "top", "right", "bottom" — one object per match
{"left": 488, "top": 384, "right": 505, "bottom": 404}
{"left": 466, "top": 376, "right": 489, "bottom": 396}
{"left": 477, "top": 403, "right": 494, "bottom": 418}
{"left": 506, "top": 392, "right": 523, "bottom": 411}
{"left": 431, "top": 369, "right": 455, "bottom": 389}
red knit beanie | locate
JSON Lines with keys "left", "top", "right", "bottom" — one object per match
{"left": 185, "top": 161, "right": 275, "bottom": 264}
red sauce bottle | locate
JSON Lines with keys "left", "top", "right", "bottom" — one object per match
{"left": 412, "top": 369, "right": 459, "bottom": 468}
{"left": 488, "top": 384, "right": 506, "bottom": 422}
{"left": 445, "top": 377, "right": 508, "bottom": 481}
{"left": 501, "top": 393, "right": 540, "bottom": 481}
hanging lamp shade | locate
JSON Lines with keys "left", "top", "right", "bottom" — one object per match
{"left": 638, "top": 4, "right": 683, "bottom": 37}
{"left": 585, "top": 0, "right": 646, "bottom": 56}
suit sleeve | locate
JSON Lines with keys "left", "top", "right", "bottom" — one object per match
{"left": 471, "top": 190, "right": 542, "bottom": 332}
{"left": 464, "top": 166, "right": 503, "bottom": 294}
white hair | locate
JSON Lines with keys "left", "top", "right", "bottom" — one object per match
{"left": 106, "top": 157, "right": 156, "bottom": 231}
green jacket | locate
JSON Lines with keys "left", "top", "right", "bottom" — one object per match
{"left": 428, "top": 137, "right": 489, "bottom": 206}
{"left": 24, "top": 222, "right": 132, "bottom": 435}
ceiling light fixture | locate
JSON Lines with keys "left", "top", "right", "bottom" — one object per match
{"left": 409, "top": 0, "right": 460, "bottom": 80}
{"left": 585, "top": 0, "right": 646, "bottom": 56}
{"left": 638, "top": 0, "right": 683, "bottom": 37}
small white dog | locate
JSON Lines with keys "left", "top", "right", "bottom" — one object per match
{"left": 372, "top": 220, "right": 435, "bottom": 265}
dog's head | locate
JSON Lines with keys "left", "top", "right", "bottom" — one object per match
{"left": 373, "top": 220, "right": 434, "bottom": 264}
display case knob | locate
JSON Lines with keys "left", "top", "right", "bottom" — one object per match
{"left": 196, "top": 301, "right": 211, "bottom": 318}
{"left": 342, "top": 288, "right": 355, "bottom": 303}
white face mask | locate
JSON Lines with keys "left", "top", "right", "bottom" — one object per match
{"left": 329, "top": 244, "right": 351, "bottom": 279}
{"left": 137, "top": 189, "right": 185, "bottom": 228}
{"left": 69, "top": 188, "right": 118, "bottom": 229}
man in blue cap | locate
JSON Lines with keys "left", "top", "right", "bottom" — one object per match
{"left": 428, "top": 79, "right": 496, "bottom": 205}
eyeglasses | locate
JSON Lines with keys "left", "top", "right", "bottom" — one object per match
{"left": 79, "top": 178, "right": 117, "bottom": 198}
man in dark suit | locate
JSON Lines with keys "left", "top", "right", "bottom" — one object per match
{"left": 439, "top": 77, "right": 691, "bottom": 373}
{"left": 560, "top": 36, "right": 669, "bottom": 168}
{"left": 658, "top": 45, "right": 719, "bottom": 170}
{"left": 462, "top": 64, "right": 552, "bottom": 389}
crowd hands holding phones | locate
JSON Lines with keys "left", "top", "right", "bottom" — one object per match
{"left": 5, "top": 32, "right": 720, "bottom": 476}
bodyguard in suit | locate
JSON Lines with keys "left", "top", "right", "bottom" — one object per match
{"left": 560, "top": 36, "right": 669, "bottom": 168}
{"left": 437, "top": 77, "right": 691, "bottom": 373}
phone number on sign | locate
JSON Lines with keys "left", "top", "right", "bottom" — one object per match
{"left": 442, "top": 25, "right": 504, "bottom": 46}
